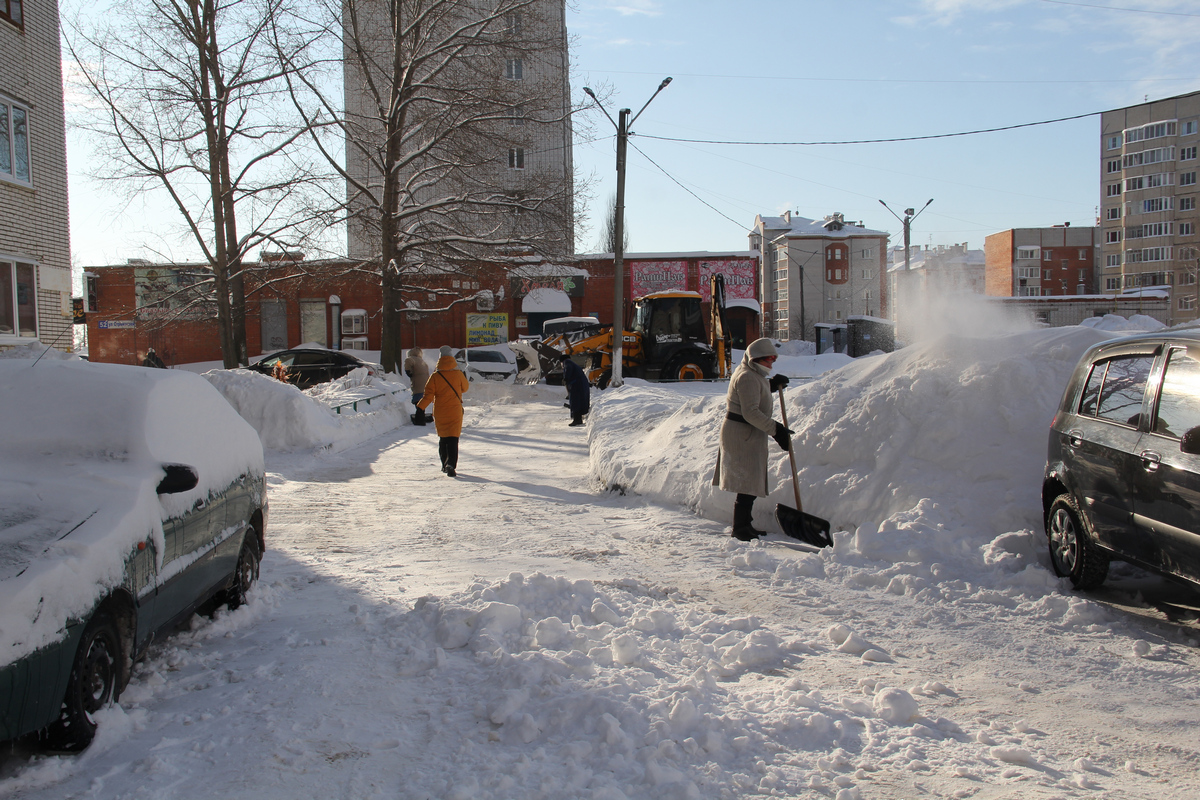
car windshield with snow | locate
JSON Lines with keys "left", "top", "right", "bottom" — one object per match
{"left": 1043, "top": 329, "right": 1200, "bottom": 590}
{"left": 454, "top": 348, "right": 517, "bottom": 382}
{"left": 0, "top": 358, "right": 268, "bottom": 751}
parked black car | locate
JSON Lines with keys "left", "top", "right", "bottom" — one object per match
{"left": 1043, "top": 329, "right": 1200, "bottom": 589}
{"left": 246, "top": 347, "right": 381, "bottom": 389}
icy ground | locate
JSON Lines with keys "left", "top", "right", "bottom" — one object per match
{"left": 3, "top": 327, "right": 1200, "bottom": 799}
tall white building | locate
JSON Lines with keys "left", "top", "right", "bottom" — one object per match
{"left": 342, "top": 0, "right": 574, "bottom": 264}
{"left": 1100, "top": 91, "right": 1200, "bottom": 323}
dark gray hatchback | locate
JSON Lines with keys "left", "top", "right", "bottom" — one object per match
{"left": 1043, "top": 329, "right": 1200, "bottom": 589}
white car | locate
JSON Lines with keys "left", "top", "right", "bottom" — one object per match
{"left": 454, "top": 348, "right": 518, "bottom": 382}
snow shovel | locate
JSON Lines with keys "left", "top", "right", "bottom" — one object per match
{"left": 774, "top": 387, "right": 833, "bottom": 548}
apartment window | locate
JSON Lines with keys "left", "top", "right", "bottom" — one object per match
{"left": 0, "top": 260, "right": 37, "bottom": 338}
{"left": 1017, "top": 267, "right": 1038, "bottom": 279}
{"left": 1182, "top": 172, "right": 1197, "bottom": 187}
{"left": 1107, "top": 254, "right": 1120, "bottom": 267}
{"left": 1043, "top": 251, "right": 1053, "bottom": 261}
{"left": 508, "top": 147, "right": 524, "bottom": 169}
{"left": 504, "top": 12, "right": 522, "bottom": 36}
{"left": 0, "top": 97, "right": 31, "bottom": 185}
{"left": 1183, "top": 271, "right": 1198, "bottom": 286}
{"left": 505, "top": 59, "right": 523, "bottom": 80}
{"left": 776, "top": 249, "right": 787, "bottom": 263}
{"left": 1126, "top": 176, "right": 1144, "bottom": 191}
{"left": 1181, "top": 222, "right": 1194, "bottom": 236}
{"left": 1142, "top": 197, "right": 1174, "bottom": 213}
{"left": 1017, "top": 247, "right": 1038, "bottom": 259}
{"left": 1105, "top": 276, "right": 1120, "bottom": 290}
{"left": 1124, "top": 147, "right": 1175, "bottom": 168}
{"left": 1107, "top": 207, "right": 1122, "bottom": 220}
{"left": 859, "top": 248, "right": 873, "bottom": 259}
{"left": 864, "top": 290, "right": 871, "bottom": 301}
{"left": 340, "top": 310, "right": 368, "bottom": 336}
{"left": 1183, "top": 146, "right": 1198, "bottom": 161}
{"left": 1078, "top": 249, "right": 1088, "bottom": 260}
{"left": 1107, "top": 134, "right": 1122, "bottom": 150}
{"left": 1078, "top": 269, "right": 1087, "bottom": 282}
{"left": 0, "top": 0, "right": 22, "bottom": 29}
{"left": 1106, "top": 230, "right": 1121, "bottom": 243}
{"left": 861, "top": 269, "right": 872, "bottom": 279}
{"left": 508, "top": 105, "right": 525, "bottom": 126}
{"left": 1180, "top": 295, "right": 1196, "bottom": 311}
{"left": 1181, "top": 197, "right": 1196, "bottom": 211}
{"left": 1185, "top": 121, "right": 1198, "bottom": 136}
{"left": 1107, "top": 183, "right": 1122, "bottom": 197}
{"left": 1107, "top": 159, "right": 1121, "bottom": 173}
{"left": 1124, "top": 275, "right": 1136, "bottom": 288}
{"left": 1043, "top": 269, "right": 1053, "bottom": 280}
{"left": 774, "top": 269, "right": 787, "bottom": 282}
{"left": 1124, "top": 121, "right": 1177, "bottom": 142}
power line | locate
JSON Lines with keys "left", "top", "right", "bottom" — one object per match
{"left": 579, "top": 68, "right": 1193, "bottom": 86}
{"left": 626, "top": 140, "right": 746, "bottom": 231}
{"left": 635, "top": 110, "right": 1100, "bottom": 147}
{"left": 1039, "top": 0, "right": 1200, "bottom": 17}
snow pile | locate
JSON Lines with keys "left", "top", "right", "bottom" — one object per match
{"left": 201, "top": 368, "right": 408, "bottom": 453}
{"left": 589, "top": 326, "right": 1117, "bottom": 563}
{"left": 1079, "top": 313, "right": 1166, "bottom": 333}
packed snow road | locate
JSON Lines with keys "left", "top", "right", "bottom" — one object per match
{"left": 3, "top": 373, "right": 1200, "bottom": 799}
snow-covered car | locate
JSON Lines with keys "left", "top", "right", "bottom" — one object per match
{"left": 246, "top": 346, "right": 381, "bottom": 390}
{"left": 454, "top": 347, "right": 518, "bottom": 382}
{"left": 0, "top": 358, "right": 267, "bottom": 751}
{"left": 1043, "top": 329, "right": 1200, "bottom": 590}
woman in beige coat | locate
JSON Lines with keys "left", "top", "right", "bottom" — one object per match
{"left": 403, "top": 347, "right": 431, "bottom": 408}
{"left": 712, "top": 337, "right": 792, "bottom": 540}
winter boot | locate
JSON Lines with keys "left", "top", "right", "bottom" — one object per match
{"left": 731, "top": 494, "right": 765, "bottom": 541}
{"left": 569, "top": 413, "right": 584, "bottom": 427}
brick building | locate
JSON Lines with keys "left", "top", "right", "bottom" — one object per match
{"left": 0, "top": 0, "right": 72, "bottom": 352}
{"left": 83, "top": 252, "right": 760, "bottom": 367}
{"left": 984, "top": 226, "right": 1099, "bottom": 297}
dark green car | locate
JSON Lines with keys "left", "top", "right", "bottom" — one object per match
{"left": 0, "top": 358, "right": 269, "bottom": 752}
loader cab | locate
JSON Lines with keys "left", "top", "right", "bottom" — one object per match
{"left": 631, "top": 292, "right": 715, "bottom": 380}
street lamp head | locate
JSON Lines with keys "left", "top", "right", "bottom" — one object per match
{"left": 583, "top": 86, "right": 597, "bottom": 99}
{"left": 904, "top": 208, "right": 915, "bottom": 217}
{"left": 659, "top": 77, "right": 673, "bottom": 90}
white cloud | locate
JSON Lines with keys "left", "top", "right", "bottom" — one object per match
{"left": 603, "top": 0, "right": 662, "bottom": 17}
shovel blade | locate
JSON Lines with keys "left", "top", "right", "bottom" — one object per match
{"left": 775, "top": 504, "right": 832, "bottom": 548}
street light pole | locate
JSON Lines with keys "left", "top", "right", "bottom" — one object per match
{"left": 583, "top": 78, "right": 671, "bottom": 388}
{"left": 879, "top": 198, "right": 933, "bottom": 273}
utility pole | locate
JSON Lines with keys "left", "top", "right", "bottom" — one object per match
{"left": 879, "top": 198, "right": 934, "bottom": 273}
{"left": 583, "top": 78, "right": 671, "bottom": 388}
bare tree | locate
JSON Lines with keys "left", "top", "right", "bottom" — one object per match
{"left": 597, "top": 192, "right": 628, "bottom": 254}
{"left": 65, "top": 0, "right": 331, "bottom": 367}
{"left": 274, "top": 0, "right": 579, "bottom": 372}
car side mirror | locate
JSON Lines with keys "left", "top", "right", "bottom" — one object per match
{"left": 1181, "top": 427, "right": 1200, "bottom": 456}
{"left": 157, "top": 464, "right": 199, "bottom": 494}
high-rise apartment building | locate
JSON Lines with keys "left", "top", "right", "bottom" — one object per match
{"left": 342, "top": 0, "right": 574, "bottom": 264}
{"left": 1100, "top": 91, "right": 1200, "bottom": 322}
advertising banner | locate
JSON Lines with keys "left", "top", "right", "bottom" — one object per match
{"left": 466, "top": 313, "right": 509, "bottom": 346}
{"left": 698, "top": 259, "right": 757, "bottom": 302}
{"left": 134, "top": 267, "right": 212, "bottom": 319}
{"left": 629, "top": 260, "right": 688, "bottom": 298}
{"left": 510, "top": 275, "right": 585, "bottom": 299}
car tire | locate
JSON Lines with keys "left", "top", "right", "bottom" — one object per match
{"left": 47, "top": 610, "right": 123, "bottom": 752}
{"left": 225, "top": 536, "right": 261, "bottom": 610}
{"left": 1047, "top": 494, "right": 1110, "bottom": 589}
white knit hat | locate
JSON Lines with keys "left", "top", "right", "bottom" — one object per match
{"left": 746, "top": 338, "right": 777, "bottom": 360}
{"left": 439, "top": 345, "right": 452, "bottom": 357}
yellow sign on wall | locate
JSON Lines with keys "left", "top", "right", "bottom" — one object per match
{"left": 466, "top": 313, "right": 508, "bottom": 346}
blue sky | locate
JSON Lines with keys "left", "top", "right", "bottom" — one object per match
{"left": 67, "top": 0, "right": 1200, "bottom": 264}
{"left": 567, "top": 0, "right": 1200, "bottom": 254}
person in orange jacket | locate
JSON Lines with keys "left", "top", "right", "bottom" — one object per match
{"left": 415, "top": 346, "right": 469, "bottom": 476}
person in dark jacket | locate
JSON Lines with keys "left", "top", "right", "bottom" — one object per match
{"left": 711, "top": 337, "right": 792, "bottom": 540}
{"left": 561, "top": 353, "right": 590, "bottom": 426}
{"left": 142, "top": 348, "right": 166, "bottom": 369}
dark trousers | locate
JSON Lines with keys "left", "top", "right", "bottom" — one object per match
{"left": 438, "top": 437, "right": 459, "bottom": 470}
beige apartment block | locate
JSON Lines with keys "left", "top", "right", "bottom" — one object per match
{"left": 343, "top": 0, "right": 574, "bottom": 264}
{"left": 0, "top": 0, "right": 72, "bottom": 352}
{"left": 1100, "top": 91, "right": 1200, "bottom": 324}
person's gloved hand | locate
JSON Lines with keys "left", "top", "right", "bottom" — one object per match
{"left": 405, "top": 370, "right": 413, "bottom": 380}
{"left": 413, "top": 407, "right": 427, "bottom": 424}
{"left": 772, "top": 421, "right": 794, "bottom": 452}
{"left": 769, "top": 374, "right": 789, "bottom": 392}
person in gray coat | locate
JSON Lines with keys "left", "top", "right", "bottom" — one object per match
{"left": 711, "top": 337, "right": 792, "bottom": 540}
{"left": 404, "top": 347, "right": 431, "bottom": 424}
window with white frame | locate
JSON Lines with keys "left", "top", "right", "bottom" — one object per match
{"left": 504, "top": 11, "right": 522, "bottom": 36}
{"left": 1124, "top": 121, "right": 1177, "bottom": 142}
{"left": 1183, "top": 146, "right": 1198, "bottom": 160}
{"left": 1180, "top": 295, "right": 1196, "bottom": 311}
{"left": 1181, "top": 222, "right": 1194, "bottom": 236}
{"left": 0, "top": 260, "right": 37, "bottom": 338}
{"left": 1183, "top": 271, "right": 1197, "bottom": 285}
{"left": 1106, "top": 230, "right": 1121, "bottom": 243}
{"left": 1107, "top": 207, "right": 1122, "bottom": 220}
{"left": 0, "top": 96, "right": 31, "bottom": 185}
{"left": 1043, "top": 269, "right": 1052, "bottom": 280}
{"left": 1107, "top": 183, "right": 1122, "bottom": 197}
{"left": 1042, "top": 251, "right": 1051, "bottom": 261}
{"left": 1107, "top": 134, "right": 1123, "bottom": 150}
{"left": 341, "top": 309, "right": 368, "bottom": 335}
{"left": 1078, "top": 249, "right": 1088, "bottom": 260}
{"left": 1142, "top": 197, "right": 1174, "bottom": 213}
{"left": 1182, "top": 172, "right": 1197, "bottom": 186}
{"left": 1124, "top": 147, "right": 1175, "bottom": 167}
{"left": 861, "top": 269, "right": 872, "bottom": 279}
{"left": 1185, "top": 121, "right": 1198, "bottom": 136}
{"left": 1105, "top": 276, "right": 1120, "bottom": 290}
{"left": 1017, "top": 266, "right": 1038, "bottom": 279}
{"left": 1126, "top": 176, "right": 1144, "bottom": 191}
{"left": 505, "top": 59, "right": 523, "bottom": 80}
{"left": 859, "top": 248, "right": 873, "bottom": 259}
{"left": 0, "top": 0, "right": 22, "bottom": 29}
{"left": 1107, "top": 159, "right": 1121, "bottom": 173}
{"left": 508, "top": 147, "right": 524, "bottom": 169}
{"left": 1107, "top": 254, "right": 1120, "bottom": 267}
{"left": 1181, "top": 196, "right": 1196, "bottom": 211}
{"left": 1017, "top": 247, "right": 1038, "bottom": 259}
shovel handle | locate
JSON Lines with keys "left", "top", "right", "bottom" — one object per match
{"left": 777, "top": 387, "right": 803, "bottom": 514}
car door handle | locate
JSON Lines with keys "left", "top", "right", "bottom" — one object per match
{"left": 1067, "top": 429, "right": 1084, "bottom": 448}
{"left": 1140, "top": 450, "right": 1162, "bottom": 472}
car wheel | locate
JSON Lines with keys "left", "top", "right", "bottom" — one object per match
{"left": 47, "top": 610, "right": 122, "bottom": 752}
{"left": 1047, "top": 494, "right": 1110, "bottom": 589}
{"left": 226, "top": 536, "right": 261, "bottom": 610}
